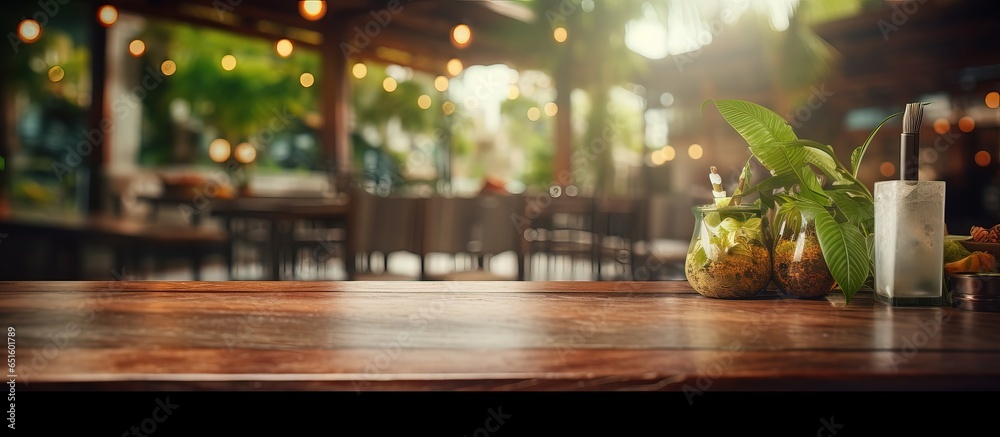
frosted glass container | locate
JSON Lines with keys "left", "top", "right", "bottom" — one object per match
{"left": 874, "top": 180, "right": 946, "bottom": 306}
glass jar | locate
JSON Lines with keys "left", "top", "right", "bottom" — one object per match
{"left": 771, "top": 204, "right": 836, "bottom": 298}
{"left": 685, "top": 204, "right": 772, "bottom": 299}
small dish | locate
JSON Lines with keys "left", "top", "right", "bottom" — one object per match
{"left": 959, "top": 240, "right": 1000, "bottom": 259}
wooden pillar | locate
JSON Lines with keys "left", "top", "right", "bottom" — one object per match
{"left": 321, "top": 17, "right": 352, "bottom": 181}
{"left": 0, "top": 27, "right": 9, "bottom": 215}
{"left": 85, "top": 0, "right": 109, "bottom": 214}
{"left": 554, "top": 56, "right": 572, "bottom": 186}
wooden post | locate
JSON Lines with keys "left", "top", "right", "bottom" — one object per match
{"left": 554, "top": 55, "right": 572, "bottom": 187}
{"left": 321, "top": 17, "right": 352, "bottom": 182}
{"left": 85, "top": 0, "right": 109, "bottom": 214}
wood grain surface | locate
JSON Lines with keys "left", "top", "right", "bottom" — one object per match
{"left": 3, "top": 281, "right": 998, "bottom": 391}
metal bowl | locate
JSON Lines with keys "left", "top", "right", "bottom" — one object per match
{"left": 947, "top": 272, "right": 1000, "bottom": 311}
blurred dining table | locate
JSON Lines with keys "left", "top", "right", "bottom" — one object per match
{"left": 209, "top": 194, "right": 350, "bottom": 280}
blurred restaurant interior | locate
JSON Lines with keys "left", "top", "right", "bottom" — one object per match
{"left": 1, "top": 0, "right": 998, "bottom": 282}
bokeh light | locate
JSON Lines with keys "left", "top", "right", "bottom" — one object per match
{"left": 17, "top": 19, "right": 41, "bottom": 44}
{"left": 442, "top": 101, "right": 456, "bottom": 115}
{"left": 688, "top": 144, "right": 703, "bottom": 160}
{"left": 986, "top": 91, "right": 1000, "bottom": 109}
{"left": 128, "top": 40, "right": 146, "bottom": 57}
{"left": 234, "top": 142, "right": 257, "bottom": 164}
{"left": 161, "top": 60, "right": 177, "bottom": 76}
{"left": 299, "top": 1, "right": 327, "bottom": 21}
{"left": 382, "top": 77, "right": 397, "bottom": 92}
{"left": 47, "top": 66, "right": 65, "bottom": 83}
{"left": 933, "top": 118, "right": 950, "bottom": 135}
{"left": 879, "top": 161, "right": 895, "bottom": 177}
{"left": 446, "top": 58, "right": 464, "bottom": 77}
{"left": 451, "top": 24, "right": 471, "bottom": 48}
{"left": 208, "top": 139, "right": 232, "bottom": 163}
{"left": 958, "top": 116, "right": 975, "bottom": 132}
{"left": 507, "top": 85, "right": 520, "bottom": 100}
{"left": 434, "top": 76, "right": 449, "bottom": 92}
{"left": 221, "top": 55, "right": 237, "bottom": 71}
{"left": 544, "top": 102, "right": 558, "bottom": 117}
{"left": 662, "top": 145, "right": 676, "bottom": 161}
{"left": 276, "top": 39, "right": 294, "bottom": 57}
{"left": 527, "top": 107, "right": 541, "bottom": 121}
{"left": 299, "top": 72, "right": 315, "bottom": 87}
{"left": 97, "top": 5, "right": 118, "bottom": 27}
{"left": 553, "top": 27, "right": 568, "bottom": 43}
{"left": 352, "top": 63, "right": 368, "bottom": 79}
{"left": 417, "top": 95, "right": 432, "bottom": 109}
{"left": 975, "top": 151, "right": 991, "bottom": 167}
{"left": 651, "top": 150, "right": 666, "bottom": 166}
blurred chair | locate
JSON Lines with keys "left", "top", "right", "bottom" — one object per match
{"left": 221, "top": 215, "right": 271, "bottom": 280}
{"left": 345, "top": 189, "right": 425, "bottom": 280}
{"left": 421, "top": 194, "right": 525, "bottom": 280}
{"left": 632, "top": 195, "right": 696, "bottom": 280}
{"left": 522, "top": 194, "right": 597, "bottom": 280}
{"left": 593, "top": 197, "right": 646, "bottom": 281}
{"left": 278, "top": 197, "right": 350, "bottom": 280}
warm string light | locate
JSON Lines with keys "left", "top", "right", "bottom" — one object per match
{"left": 442, "top": 101, "right": 456, "bottom": 115}
{"left": 527, "top": 107, "right": 540, "bottom": 121}
{"left": 221, "top": 55, "right": 237, "bottom": 71}
{"left": 507, "top": 85, "right": 520, "bottom": 100}
{"left": 417, "top": 95, "right": 431, "bottom": 109}
{"left": 161, "top": 60, "right": 177, "bottom": 76}
{"left": 446, "top": 58, "right": 463, "bottom": 77}
{"left": 974, "top": 151, "right": 991, "bottom": 167}
{"left": 234, "top": 142, "right": 257, "bottom": 164}
{"left": 17, "top": 19, "right": 41, "bottom": 44}
{"left": 300, "top": 72, "right": 315, "bottom": 88}
{"left": 47, "top": 66, "right": 64, "bottom": 82}
{"left": 382, "top": 77, "right": 397, "bottom": 92}
{"left": 688, "top": 144, "right": 703, "bottom": 160}
{"left": 352, "top": 63, "right": 368, "bottom": 79}
{"left": 958, "top": 116, "right": 975, "bottom": 133}
{"left": 97, "top": 5, "right": 118, "bottom": 27}
{"left": 276, "top": 39, "right": 294, "bottom": 57}
{"left": 544, "top": 102, "right": 558, "bottom": 117}
{"left": 299, "top": 1, "right": 327, "bottom": 21}
{"left": 128, "top": 40, "right": 146, "bottom": 57}
{"left": 553, "top": 27, "right": 568, "bottom": 43}
{"left": 986, "top": 91, "right": 1000, "bottom": 109}
{"left": 451, "top": 24, "right": 471, "bottom": 48}
{"left": 434, "top": 76, "right": 449, "bottom": 92}
{"left": 208, "top": 139, "right": 232, "bottom": 163}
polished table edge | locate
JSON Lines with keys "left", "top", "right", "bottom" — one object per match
{"left": 7, "top": 281, "right": 990, "bottom": 392}
{"left": 0, "top": 280, "right": 710, "bottom": 294}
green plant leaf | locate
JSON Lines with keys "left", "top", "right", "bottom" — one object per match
{"left": 737, "top": 173, "right": 797, "bottom": 200}
{"left": 827, "top": 188, "right": 873, "bottom": 229}
{"left": 795, "top": 165, "right": 829, "bottom": 205}
{"left": 866, "top": 232, "right": 876, "bottom": 281}
{"left": 705, "top": 99, "right": 798, "bottom": 148}
{"left": 750, "top": 141, "right": 806, "bottom": 177}
{"left": 799, "top": 139, "right": 852, "bottom": 186}
{"left": 773, "top": 198, "right": 803, "bottom": 238}
{"left": 799, "top": 201, "right": 870, "bottom": 303}
{"left": 851, "top": 111, "right": 903, "bottom": 178}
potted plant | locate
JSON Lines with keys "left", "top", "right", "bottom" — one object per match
{"left": 704, "top": 99, "right": 901, "bottom": 304}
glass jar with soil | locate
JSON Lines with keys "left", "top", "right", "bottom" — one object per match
{"left": 771, "top": 203, "right": 836, "bottom": 298}
{"left": 685, "top": 204, "right": 772, "bottom": 299}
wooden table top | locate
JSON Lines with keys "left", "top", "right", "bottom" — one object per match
{"left": 3, "top": 280, "right": 999, "bottom": 391}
